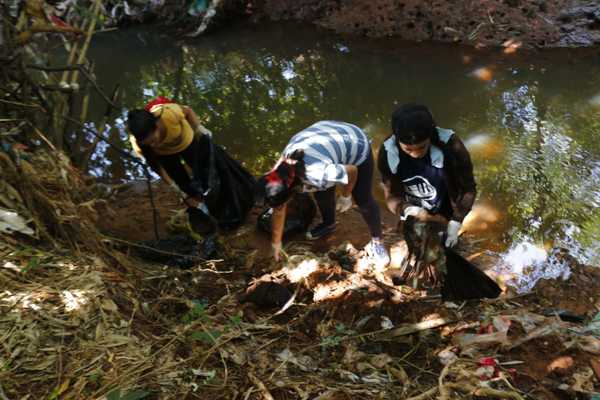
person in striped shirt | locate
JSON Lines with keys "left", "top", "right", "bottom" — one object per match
{"left": 256, "top": 120, "right": 390, "bottom": 267}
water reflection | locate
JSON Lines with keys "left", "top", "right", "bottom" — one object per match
{"left": 85, "top": 23, "right": 600, "bottom": 264}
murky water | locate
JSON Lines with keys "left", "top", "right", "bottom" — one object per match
{"left": 85, "top": 22, "right": 600, "bottom": 265}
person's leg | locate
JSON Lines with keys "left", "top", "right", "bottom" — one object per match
{"left": 352, "top": 151, "right": 383, "bottom": 238}
{"left": 307, "top": 187, "right": 337, "bottom": 239}
{"left": 352, "top": 151, "right": 389, "bottom": 266}
{"left": 157, "top": 153, "right": 195, "bottom": 196}
{"left": 313, "top": 187, "right": 336, "bottom": 226}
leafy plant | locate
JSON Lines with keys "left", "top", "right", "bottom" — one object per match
{"left": 182, "top": 300, "right": 208, "bottom": 324}
{"left": 190, "top": 329, "right": 221, "bottom": 345}
{"left": 320, "top": 323, "right": 356, "bottom": 349}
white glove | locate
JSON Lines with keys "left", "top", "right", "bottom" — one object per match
{"left": 197, "top": 202, "right": 210, "bottom": 216}
{"left": 336, "top": 195, "right": 353, "bottom": 213}
{"left": 194, "top": 124, "right": 213, "bottom": 138}
{"left": 445, "top": 220, "right": 462, "bottom": 248}
{"left": 402, "top": 205, "right": 425, "bottom": 220}
{"left": 272, "top": 242, "right": 282, "bottom": 261}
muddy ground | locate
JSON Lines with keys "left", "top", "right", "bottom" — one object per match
{"left": 90, "top": 179, "right": 600, "bottom": 399}
{"left": 252, "top": 0, "right": 600, "bottom": 48}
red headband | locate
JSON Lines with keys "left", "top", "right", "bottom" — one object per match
{"left": 266, "top": 159, "right": 296, "bottom": 188}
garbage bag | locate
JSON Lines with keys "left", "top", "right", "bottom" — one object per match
{"left": 189, "top": 135, "right": 255, "bottom": 232}
{"left": 257, "top": 192, "right": 316, "bottom": 238}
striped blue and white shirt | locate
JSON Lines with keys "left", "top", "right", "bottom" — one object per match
{"left": 283, "top": 120, "right": 371, "bottom": 191}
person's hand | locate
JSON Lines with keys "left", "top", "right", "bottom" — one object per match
{"left": 197, "top": 202, "right": 210, "bottom": 216}
{"left": 194, "top": 124, "right": 213, "bottom": 138}
{"left": 169, "top": 182, "right": 183, "bottom": 194}
{"left": 445, "top": 220, "right": 462, "bottom": 248}
{"left": 272, "top": 241, "right": 282, "bottom": 262}
{"left": 403, "top": 206, "right": 423, "bottom": 217}
{"left": 335, "top": 194, "right": 353, "bottom": 213}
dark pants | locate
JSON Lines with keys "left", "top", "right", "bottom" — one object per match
{"left": 313, "top": 150, "right": 382, "bottom": 238}
{"left": 156, "top": 136, "right": 209, "bottom": 197}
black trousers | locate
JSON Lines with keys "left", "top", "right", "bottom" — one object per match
{"left": 155, "top": 136, "right": 209, "bottom": 197}
{"left": 313, "top": 150, "right": 383, "bottom": 238}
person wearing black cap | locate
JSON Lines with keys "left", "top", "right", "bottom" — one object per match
{"left": 256, "top": 120, "right": 390, "bottom": 266}
{"left": 377, "top": 103, "right": 476, "bottom": 248}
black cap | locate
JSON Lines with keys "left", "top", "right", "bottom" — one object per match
{"left": 127, "top": 109, "right": 158, "bottom": 142}
{"left": 256, "top": 162, "right": 297, "bottom": 208}
{"left": 391, "top": 103, "right": 437, "bottom": 145}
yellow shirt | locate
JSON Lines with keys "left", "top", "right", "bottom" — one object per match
{"left": 130, "top": 103, "right": 194, "bottom": 156}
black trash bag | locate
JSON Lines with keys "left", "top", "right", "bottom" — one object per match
{"left": 135, "top": 234, "right": 202, "bottom": 268}
{"left": 400, "top": 217, "right": 501, "bottom": 301}
{"left": 189, "top": 135, "right": 256, "bottom": 232}
{"left": 257, "top": 192, "right": 316, "bottom": 238}
{"left": 442, "top": 248, "right": 502, "bottom": 301}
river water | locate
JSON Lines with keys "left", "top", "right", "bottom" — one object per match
{"left": 85, "top": 22, "right": 600, "bottom": 265}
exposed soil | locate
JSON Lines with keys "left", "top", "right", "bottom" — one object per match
{"left": 253, "top": 0, "right": 600, "bottom": 48}
{"left": 93, "top": 179, "right": 600, "bottom": 399}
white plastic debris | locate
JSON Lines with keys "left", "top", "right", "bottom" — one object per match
{"left": 380, "top": 316, "right": 394, "bottom": 330}
{"left": 0, "top": 208, "right": 34, "bottom": 236}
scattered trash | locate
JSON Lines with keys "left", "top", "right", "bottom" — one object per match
{"left": 0, "top": 208, "right": 34, "bottom": 236}
{"left": 380, "top": 316, "right": 394, "bottom": 330}
{"left": 438, "top": 348, "right": 458, "bottom": 365}
{"left": 454, "top": 316, "right": 511, "bottom": 348}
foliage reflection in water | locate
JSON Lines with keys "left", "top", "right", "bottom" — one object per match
{"left": 85, "top": 23, "right": 600, "bottom": 264}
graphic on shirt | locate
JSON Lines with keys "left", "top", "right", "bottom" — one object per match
{"left": 402, "top": 175, "right": 438, "bottom": 210}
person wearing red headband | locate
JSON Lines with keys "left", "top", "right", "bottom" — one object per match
{"left": 257, "top": 120, "right": 390, "bottom": 267}
{"left": 127, "top": 97, "right": 255, "bottom": 237}
{"left": 377, "top": 103, "right": 476, "bottom": 248}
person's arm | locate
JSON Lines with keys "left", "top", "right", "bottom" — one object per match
{"left": 376, "top": 144, "right": 405, "bottom": 215}
{"left": 271, "top": 203, "right": 287, "bottom": 261}
{"left": 446, "top": 136, "right": 477, "bottom": 222}
{"left": 182, "top": 105, "right": 213, "bottom": 137}
{"left": 380, "top": 179, "right": 404, "bottom": 215}
{"left": 340, "top": 165, "right": 357, "bottom": 197}
{"left": 181, "top": 105, "right": 201, "bottom": 128}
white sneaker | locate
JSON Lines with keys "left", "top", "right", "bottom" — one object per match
{"left": 365, "top": 239, "right": 390, "bottom": 268}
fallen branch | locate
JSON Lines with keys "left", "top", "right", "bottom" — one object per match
{"left": 247, "top": 372, "right": 274, "bottom": 400}
{"left": 444, "top": 383, "right": 525, "bottom": 400}
{"left": 405, "top": 386, "right": 438, "bottom": 400}
{"left": 388, "top": 318, "right": 451, "bottom": 337}
{"left": 438, "top": 360, "right": 454, "bottom": 400}
{"left": 0, "top": 382, "right": 9, "bottom": 400}
{"left": 474, "top": 387, "right": 525, "bottom": 400}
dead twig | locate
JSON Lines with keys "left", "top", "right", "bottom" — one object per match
{"left": 405, "top": 386, "right": 438, "bottom": 400}
{"left": 0, "top": 382, "right": 9, "bottom": 400}
{"left": 438, "top": 360, "right": 454, "bottom": 400}
{"left": 388, "top": 318, "right": 451, "bottom": 337}
{"left": 247, "top": 372, "right": 274, "bottom": 400}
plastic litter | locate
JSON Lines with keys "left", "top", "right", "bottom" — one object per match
{"left": 454, "top": 316, "right": 511, "bottom": 348}
{"left": 0, "top": 208, "right": 34, "bottom": 236}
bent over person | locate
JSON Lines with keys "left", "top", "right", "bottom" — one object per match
{"left": 377, "top": 103, "right": 476, "bottom": 247}
{"left": 257, "top": 120, "right": 390, "bottom": 267}
{"left": 127, "top": 97, "right": 255, "bottom": 236}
